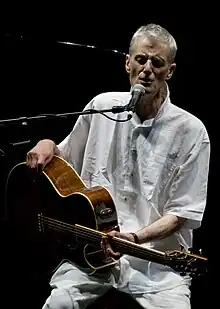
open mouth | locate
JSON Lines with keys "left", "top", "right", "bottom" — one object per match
{"left": 138, "top": 78, "right": 153, "bottom": 86}
{"left": 140, "top": 81, "right": 152, "bottom": 87}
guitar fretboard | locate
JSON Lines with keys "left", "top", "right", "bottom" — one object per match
{"left": 38, "top": 214, "right": 182, "bottom": 268}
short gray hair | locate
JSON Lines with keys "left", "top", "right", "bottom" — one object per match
{"left": 129, "top": 23, "right": 177, "bottom": 63}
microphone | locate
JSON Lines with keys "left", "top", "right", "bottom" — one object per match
{"left": 125, "top": 84, "right": 146, "bottom": 113}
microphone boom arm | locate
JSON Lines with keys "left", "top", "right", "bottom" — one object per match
{"left": 0, "top": 105, "right": 129, "bottom": 126}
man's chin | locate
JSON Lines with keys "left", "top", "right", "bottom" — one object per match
{"left": 144, "top": 86, "right": 156, "bottom": 95}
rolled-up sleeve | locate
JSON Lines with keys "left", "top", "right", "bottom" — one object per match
{"left": 164, "top": 131, "right": 210, "bottom": 229}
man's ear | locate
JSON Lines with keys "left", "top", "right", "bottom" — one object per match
{"left": 165, "top": 63, "right": 176, "bottom": 80}
{"left": 125, "top": 54, "right": 131, "bottom": 73}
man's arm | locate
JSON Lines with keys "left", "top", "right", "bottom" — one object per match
{"left": 135, "top": 132, "right": 210, "bottom": 244}
{"left": 106, "top": 130, "right": 210, "bottom": 255}
{"left": 135, "top": 214, "right": 186, "bottom": 244}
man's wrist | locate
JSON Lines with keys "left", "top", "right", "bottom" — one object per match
{"left": 129, "top": 232, "right": 139, "bottom": 244}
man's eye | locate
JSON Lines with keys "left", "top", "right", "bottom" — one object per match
{"left": 151, "top": 58, "right": 164, "bottom": 68}
{"left": 135, "top": 56, "right": 147, "bottom": 65}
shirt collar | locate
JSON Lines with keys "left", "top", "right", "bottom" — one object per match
{"left": 130, "top": 82, "right": 170, "bottom": 128}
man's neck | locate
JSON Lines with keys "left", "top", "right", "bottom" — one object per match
{"left": 136, "top": 83, "right": 167, "bottom": 122}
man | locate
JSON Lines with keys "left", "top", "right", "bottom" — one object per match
{"left": 26, "top": 23, "right": 210, "bottom": 309}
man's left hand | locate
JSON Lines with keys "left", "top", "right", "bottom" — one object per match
{"left": 101, "top": 230, "right": 135, "bottom": 259}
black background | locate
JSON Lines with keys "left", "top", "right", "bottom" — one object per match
{"left": 1, "top": 6, "right": 214, "bottom": 308}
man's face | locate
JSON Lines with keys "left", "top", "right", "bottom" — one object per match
{"left": 125, "top": 36, "right": 176, "bottom": 96}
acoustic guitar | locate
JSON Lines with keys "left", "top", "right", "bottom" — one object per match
{"left": 4, "top": 155, "right": 208, "bottom": 277}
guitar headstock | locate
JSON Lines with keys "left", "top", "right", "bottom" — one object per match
{"left": 165, "top": 249, "right": 208, "bottom": 278}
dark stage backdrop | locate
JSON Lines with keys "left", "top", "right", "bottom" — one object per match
{"left": 1, "top": 14, "right": 212, "bottom": 308}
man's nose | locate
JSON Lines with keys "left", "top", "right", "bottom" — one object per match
{"left": 143, "top": 59, "right": 152, "bottom": 72}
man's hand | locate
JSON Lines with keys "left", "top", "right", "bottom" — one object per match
{"left": 26, "top": 139, "right": 58, "bottom": 171}
{"left": 101, "top": 230, "right": 136, "bottom": 259}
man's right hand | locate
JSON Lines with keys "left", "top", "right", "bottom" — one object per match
{"left": 26, "top": 139, "right": 58, "bottom": 170}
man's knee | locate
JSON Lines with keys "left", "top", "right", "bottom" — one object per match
{"left": 42, "top": 288, "right": 74, "bottom": 309}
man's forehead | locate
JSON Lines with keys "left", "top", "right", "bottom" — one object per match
{"left": 134, "top": 37, "right": 170, "bottom": 57}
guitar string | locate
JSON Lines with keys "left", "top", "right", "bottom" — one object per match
{"left": 40, "top": 215, "right": 191, "bottom": 261}
{"left": 44, "top": 223, "right": 202, "bottom": 274}
{"left": 38, "top": 218, "right": 201, "bottom": 275}
{"left": 42, "top": 221, "right": 174, "bottom": 266}
{"left": 38, "top": 216, "right": 203, "bottom": 274}
{"left": 39, "top": 215, "right": 194, "bottom": 266}
{"left": 41, "top": 217, "right": 169, "bottom": 258}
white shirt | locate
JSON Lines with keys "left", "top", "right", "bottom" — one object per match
{"left": 58, "top": 86, "right": 210, "bottom": 293}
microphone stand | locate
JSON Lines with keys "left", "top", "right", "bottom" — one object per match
{"left": 0, "top": 105, "right": 132, "bottom": 156}
{"left": 0, "top": 105, "right": 130, "bottom": 126}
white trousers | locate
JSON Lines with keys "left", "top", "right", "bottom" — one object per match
{"left": 42, "top": 261, "right": 191, "bottom": 309}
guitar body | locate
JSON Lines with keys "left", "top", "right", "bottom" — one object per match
{"left": 5, "top": 156, "right": 119, "bottom": 274}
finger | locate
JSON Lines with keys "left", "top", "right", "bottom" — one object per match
{"left": 105, "top": 245, "right": 121, "bottom": 259}
{"left": 26, "top": 152, "right": 32, "bottom": 166}
{"left": 108, "top": 249, "right": 121, "bottom": 259}
{"left": 26, "top": 153, "right": 45, "bottom": 175}
{"left": 36, "top": 163, "right": 44, "bottom": 173}
{"left": 107, "top": 230, "right": 120, "bottom": 238}
{"left": 26, "top": 153, "right": 38, "bottom": 169}
{"left": 101, "top": 236, "right": 112, "bottom": 256}
{"left": 101, "top": 236, "right": 109, "bottom": 254}
{"left": 101, "top": 236, "right": 121, "bottom": 259}
{"left": 37, "top": 154, "right": 49, "bottom": 166}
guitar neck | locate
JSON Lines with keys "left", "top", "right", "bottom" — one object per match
{"left": 39, "top": 215, "right": 208, "bottom": 275}
{"left": 39, "top": 215, "right": 171, "bottom": 266}
{"left": 75, "top": 224, "right": 174, "bottom": 267}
